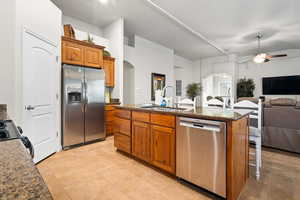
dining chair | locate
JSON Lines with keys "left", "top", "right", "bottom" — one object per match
{"left": 233, "top": 99, "right": 262, "bottom": 179}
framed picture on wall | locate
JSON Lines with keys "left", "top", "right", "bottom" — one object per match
{"left": 151, "top": 73, "right": 166, "bottom": 101}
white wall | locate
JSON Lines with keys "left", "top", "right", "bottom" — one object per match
{"left": 200, "top": 54, "right": 238, "bottom": 102}
{"left": 238, "top": 49, "right": 300, "bottom": 100}
{"left": 123, "top": 61, "right": 135, "bottom": 104}
{"left": 14, "top": 0, "right": 62, "bottom": 125}
{"left": 62, "top": 15, "right": 103, "bottom": 37}
{"left": 125, "top": 35, "right": 175, "bottom": 104}
{"left": 103, "top": 18, "right": 124, "bottom": 101}
{"left": 62, "top": 15, "right": 110, "bottom": 49}
{"left": 0, "top": 0, "right": 16, "bottom": 118}
{"left": 174, "top": 55, "right": 201, "bottom": 98}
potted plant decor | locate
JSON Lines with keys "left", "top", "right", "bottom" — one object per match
{"left": 237, "top": 78, "right": 255, "bottom": 98}
{"left": 186, "top": 83, "right": 202, "bottom": 100}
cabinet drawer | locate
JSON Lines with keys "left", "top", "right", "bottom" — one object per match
{"left": 150, "top": 113, "right": 175, "bottom": 128}
{"left": 105, "top": 105, "right": 115, "bottom": 111}
{"left": 114, "top": 133, "right": 131, "bottom": 154}
{"left": 114, "top": 117, "right": 131, "bottom": 136}
{"left": 115, "top": 109, "right": 131, "bottom": 119}
{"left": 132, "top": 111, "right": 150, "bottom": 123}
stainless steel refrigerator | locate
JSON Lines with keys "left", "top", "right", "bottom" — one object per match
{"left": 62, "top": 64, "right": 105, "bottom": 149}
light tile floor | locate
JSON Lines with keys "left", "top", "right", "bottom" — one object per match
{"left": 37, "top": 137, "right": 300, "bottom": 200}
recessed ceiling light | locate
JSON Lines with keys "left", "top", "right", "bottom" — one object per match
{"left": 99, "top": 0, "right": 109, "bottom": 4}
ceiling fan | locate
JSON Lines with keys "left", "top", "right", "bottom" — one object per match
{"left": 252, "top": 33, "right": 287, "bottom": 64}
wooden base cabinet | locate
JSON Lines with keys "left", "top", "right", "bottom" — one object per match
{"left": 132, "top": 121, "right": 151, "bottom": 162}
{"left": 113, "top": 109, "right": 132, "bottom": 154}
{"left": 114, "top": 133, "right": 131, "bottom": 154}
{"left": 113, "top": 109, "right": 176, "bottom": 174}
{"left": 105, "top": 105, "right": 116, "bottom": 136}
{"left": 151, "top": 125, "right": 175, "bottom": 174}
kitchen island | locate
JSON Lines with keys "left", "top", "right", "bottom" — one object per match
{"left": 113, "top": 105, "right": 252, "bottom": 200}
{"left": 0, "top": 105, "right": 52, "bottom": 200}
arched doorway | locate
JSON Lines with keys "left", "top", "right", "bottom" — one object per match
{"left": 202, "top": 73, "right": 233, "bottom": 106}
{"left": 123, "top": 60, "right": 135, "bottom": 104}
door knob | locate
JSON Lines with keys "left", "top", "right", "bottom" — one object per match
{"left": 26, "top": 105, "right": 35, "bottom": 111}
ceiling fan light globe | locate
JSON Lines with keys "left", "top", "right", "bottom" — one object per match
{"left": 253, "top": 54, "right": 266, "bottom": 64}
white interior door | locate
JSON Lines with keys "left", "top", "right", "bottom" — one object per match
{"left": 23, "top": 30, "right": 58, "bottom": 163}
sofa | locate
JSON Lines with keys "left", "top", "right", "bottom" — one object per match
{"left": 263, "top": 98, "right": 300, "bottom": 153}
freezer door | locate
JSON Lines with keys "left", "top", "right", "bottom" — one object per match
{"left": 84, "top": 68, "right": 105, "bottom": 142}
{"left": 62, "top": 65, "right": 85, "bottom": 148}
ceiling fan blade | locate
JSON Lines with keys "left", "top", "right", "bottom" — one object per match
{"left": 264, "top": 59, "right": 271, "bottom": 63}
{"left": 269, "top": 54, "right": 287, "bottom": 58}
{"left": 237, "top": 56, "right": 253, "bottom": 64}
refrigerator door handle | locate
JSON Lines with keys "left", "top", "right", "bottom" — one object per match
{"left": 81, "top": 81, "right": 85, "bottom": 113}
{"left": 84, "top": 82, "right": 88, "bottom": 103}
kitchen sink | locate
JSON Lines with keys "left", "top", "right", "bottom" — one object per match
{"left": 138, "top": 105, "right": 187, "bottom": 111}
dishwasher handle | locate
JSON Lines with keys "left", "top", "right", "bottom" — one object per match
{"left": 180, "top": 121, "right": 221, "bottom": 132}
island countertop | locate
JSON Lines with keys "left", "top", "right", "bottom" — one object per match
{"left": 0, "top": 139, "right": 53, "bottom": 200}
{"left": 0, "top": 105, "right": 53, "bottom": 200}
{"left": 115, "top": 104, "right": 252, "bottom": 122}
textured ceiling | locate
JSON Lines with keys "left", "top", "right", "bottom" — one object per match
{"left": 52, "top": 0, "right": 300, "bottom": 60}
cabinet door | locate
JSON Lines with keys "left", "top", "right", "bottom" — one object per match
{"left": 132, "top": 121, "right": 151, "bottom": 162}
{"left": 62, "top": 41, "right": 84, "bottom": 65}
{"left": 103, "top": 58, "right": 115, "bottom": 87}
{"left": 114, "top": 133, "right": 131, "bottom": 154}
{"left": 151, "top": 125, "right": 175, "bottom": 174}
{"left": 84, "top": 47, "right": 103, "bottom": 68}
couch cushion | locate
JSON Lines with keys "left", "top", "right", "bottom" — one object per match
{"left": 270, "top": 98, "right": 296, "bottom": 106}
{"left": 264, "top": 101, "right": 272, "bottom": 108}
{"left": 264, "top": 106, "right": 300, "bottom": 129}
{"left": 296, "top": 101, "right": 300, "bottom": 109}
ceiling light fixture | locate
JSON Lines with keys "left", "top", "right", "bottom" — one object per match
{"left": 253, "top": 53, "right": 267, "bottom": 64}
{"left": 99, "top": 0, "right": 109, "bottom": 4}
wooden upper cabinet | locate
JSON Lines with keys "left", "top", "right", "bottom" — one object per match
{"left": 62, "top": 41, "right": 84, "bottom": 66}
{"left": 151, "top": 125, "right": 175, "bottom": 174}
{"left": 85, "top": 47, "right": 103, "bottom": 68}
{"left": 103, "top": 56, "right": 115, "bottom": 87}
{"left": 62, "top": 37, "right": 104, "bottom": 68}
{"left": 132, "top": 121, "right": 151, "bottom": 162}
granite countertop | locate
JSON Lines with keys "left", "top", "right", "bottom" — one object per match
{"left": 116, "top": 104, "right": 252, "bottom": 121}
{"left": 0, "top": 139, "right": 53, "bottom": 200}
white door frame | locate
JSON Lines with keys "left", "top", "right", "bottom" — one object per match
{"left": 22, "top": 27, "right": 61, "bottom": 153}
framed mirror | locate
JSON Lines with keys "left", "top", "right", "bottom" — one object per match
{"left": 151, "top": 73, "right": 166, "bottom": 100}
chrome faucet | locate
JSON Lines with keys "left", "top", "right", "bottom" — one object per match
{"left": 162, "top": 85, "right": 173, "bottom": 97}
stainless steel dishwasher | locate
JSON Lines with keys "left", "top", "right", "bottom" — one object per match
{"left": 176, "top": 117, "right": 227, "bottom": 198}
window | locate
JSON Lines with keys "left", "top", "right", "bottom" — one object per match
{"left": 176, "top": 80, "right": 182, "bottom": 96}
